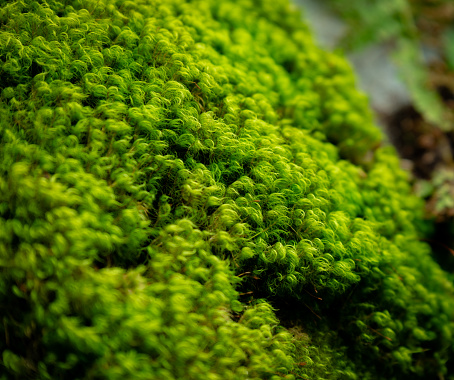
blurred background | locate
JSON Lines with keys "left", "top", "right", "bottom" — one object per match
{"left": 294, "top": 0, "right": 454, "bottom": 269}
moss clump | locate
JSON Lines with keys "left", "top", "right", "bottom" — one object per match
{"left": 0, "top": 0, "right": 453, "bottom": 379}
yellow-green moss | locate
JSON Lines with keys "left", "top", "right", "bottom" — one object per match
{"left": 0, "top": 0, "right": 453, "bottom": 379}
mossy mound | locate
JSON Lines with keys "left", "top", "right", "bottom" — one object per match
{"left": 1, "top": 0, "right": 454, "bottom": 379}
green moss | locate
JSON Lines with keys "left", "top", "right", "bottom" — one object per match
{"left": 0, "top": 0, "right": 453, "bottom": 379}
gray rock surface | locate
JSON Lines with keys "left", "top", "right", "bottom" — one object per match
{"left": 293, "top": 0, "right": 411, "bottom": 120}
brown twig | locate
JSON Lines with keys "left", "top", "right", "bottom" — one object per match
{"left": 420, "top": 238, "right": 454, "bottom": 256}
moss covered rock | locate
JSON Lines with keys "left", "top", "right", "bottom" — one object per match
{"left": 0, "top": 0, "right": 453, "bottom": 379}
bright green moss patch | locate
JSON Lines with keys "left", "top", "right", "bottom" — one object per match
{"left": 1, "top": 0, "right": 454, "bottom": 379}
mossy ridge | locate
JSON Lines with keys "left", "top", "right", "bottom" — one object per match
{"left": 0, "top": 0, "right": 453, "bottom": 379}
{"left": 0, "top": 137, "right": 294, "bottom": 380}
